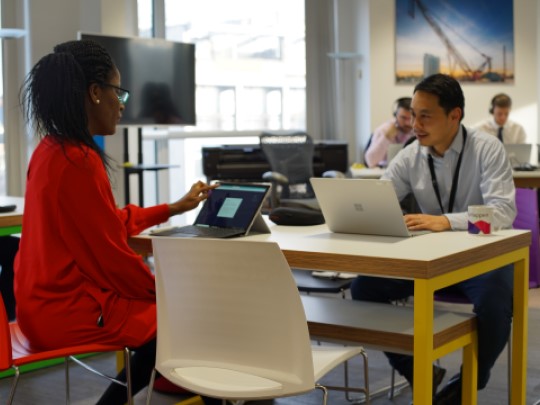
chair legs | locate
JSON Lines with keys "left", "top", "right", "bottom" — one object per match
{"left": 315, "top": 383, "right": 329, "bottom": 405}
{"left": 68, "top": 348, "right": 133, "bottom": 405}
{"left": 124, "top": 347, "right": 133, "bottom": 404}
{"left": 65, "top": 357, "right": 71, "bottom": 403}
{"left": 1, "top": 350, "right": 136, "bottom": 405}
{"left": 146, "top": 368, "right": 157, "bottom": 405}
{"left": 7, "top": 366, "right": 21, "bottom": 405}
{"left": 317, "top": 349, "right": 370, "bottom": 404}
{"left": 387, "top": 367, "right": 409, "bottom": 399}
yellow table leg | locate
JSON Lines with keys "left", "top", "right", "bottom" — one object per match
{"left": 461, "top": 329, "right": 478, "bottom": 405}
{"left": 413, "top": 279, "right": 434, "bottom": 405}
{"left": 511, "top": 253, "right": 528, "bottom": 405}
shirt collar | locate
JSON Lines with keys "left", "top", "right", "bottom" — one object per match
{"left": 490, "top": 116, "right": 505, "bottom": 129}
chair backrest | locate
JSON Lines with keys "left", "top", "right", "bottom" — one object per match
{"left": 260, "top": 132, "right": 315, "bottom": 199}
{"left": 0, "top": 294, "right": 13, "bottom": 370}
{"left": 151, "top": 238, "right": 315, "bottom": 393}
{"left": 513, "top": 187, "right": 540, "bottom": 287}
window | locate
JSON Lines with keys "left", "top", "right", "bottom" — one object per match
{"left": 136, "top": 1, "right": 306, "bottom": 224}
{"left": 163, "top": 0, "right": 306, "bottom": 131}
{"left": 137, "top": 0, "right": 153, "bottom": 38}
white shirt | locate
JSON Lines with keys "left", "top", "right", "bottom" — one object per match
{"left": 382, "top": 126, "right": 516, "bottom": 231}
{"left": 473, "top": 117, "right": 527, "bottom": 144}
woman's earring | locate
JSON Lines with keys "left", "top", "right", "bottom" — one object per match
{"left": 96, "top": 99, "right": 100, "bottom": 104}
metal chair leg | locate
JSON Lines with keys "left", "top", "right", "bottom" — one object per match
{"left": 124, "top": 347, "right": 133, "bottom": 405}
{"left": 146, "top": 368, "right": 157, "bottom": 405}
{"left": 65, "top": 357, "right": 71, "bottom": 404}
{"left": 68, "top": 348, "right": 133, "bottom": 404}
{"left": 315, "top": 383, "right": 329, "bottom": 405}
{"left": 7, "top": 366, "right": 21, "bottom": 405}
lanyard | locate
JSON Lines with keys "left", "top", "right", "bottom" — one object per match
{"left": 427, "top": 126, "right": 467, "bottom": 214}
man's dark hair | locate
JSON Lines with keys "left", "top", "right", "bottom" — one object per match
{"left": 393, "top": 97, "right": 412, "bottom": 116}
{"left": 413, "top": 74, "right": 465, "bottom": 121}
{"left": 20, "top": 39, "right": 115, "bottom": 168}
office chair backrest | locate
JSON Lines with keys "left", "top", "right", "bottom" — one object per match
{"left": 152, "top": 238, "right": 315, "bottom": 393}
{"left": 260, "top": 132, "right": 315, "bottom": 198}
{"left": 0, "top": 295, "right": 12, "bottom": 370}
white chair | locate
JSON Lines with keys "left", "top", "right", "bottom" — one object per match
{"left": 146, "top": 238, "right": 369, "bottom": 405}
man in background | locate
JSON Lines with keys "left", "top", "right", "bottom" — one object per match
{"left": 474, "top": 93, "right": 526, "bottom": 143}
{"left": 364, "top": 97, "right": 414, "bottom": 168}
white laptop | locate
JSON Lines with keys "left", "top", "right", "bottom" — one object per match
{"left": 503, "top": 144, "right": 532, "bottom": 168}
{"left": 310, "top": 177, "right": 428, "bottom": 238}
{"left": 386, "top": 143, "right": 404, "bottom": 166}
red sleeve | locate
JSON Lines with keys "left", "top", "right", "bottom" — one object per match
{"left": 117, "top": 203, "right": 170, "bottom": 236}
{"left": 56, "top": 149, "right": 168, "bottom": 299}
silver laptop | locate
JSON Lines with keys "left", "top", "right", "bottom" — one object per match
{"left": 310, "top": 177, "right": 428, "bottom": 237}
{"left": 151, "top": 183, "right": 271, "bottom": 238}
{"left": 386, "top": 143, "right": 403, "bottom": 166}
{"left": 504, "top": 144, "right": 532, "bottom": 168}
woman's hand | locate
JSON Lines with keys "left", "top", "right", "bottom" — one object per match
{"left": 168, "top": 181, "right": 219, "bottom": 216}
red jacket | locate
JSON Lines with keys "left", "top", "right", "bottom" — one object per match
{"left": 15, "top": 136, "right": 169, "bottom": 349}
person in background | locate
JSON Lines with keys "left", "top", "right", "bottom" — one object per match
{"left": 16, "top": 39, "right": 219, "bottom": 405}
{"left": 364, "top": 97, "right": 414, "bottom": 168}
{"left": 474, "top": 93, "right": 526, "bottom": 143}
{"left": 352, "top": 74, "right": 516, "bottom": 405}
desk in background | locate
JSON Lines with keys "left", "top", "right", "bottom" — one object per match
{"left": 351, "top": 166, "right": 540, "bottom": 188}
{"left": 513, "top": 170, "right": 540, "bottom": 189}
{"left": 0, "top": 196, "right": 23, "bottom": 236}
{"left": 130, "top": 223, "right": 530, "bottom": 405}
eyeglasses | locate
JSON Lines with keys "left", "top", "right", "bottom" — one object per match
{"left": 100, "top": 83, "right": 130, "bottom": 104}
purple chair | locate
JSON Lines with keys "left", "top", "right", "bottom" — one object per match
{"left": 512, "top": 188, "right": 540, "bottom": 288}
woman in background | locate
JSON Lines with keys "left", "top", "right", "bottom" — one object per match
{"left": 16, "top": 39, "right": 217, "bottom": 404}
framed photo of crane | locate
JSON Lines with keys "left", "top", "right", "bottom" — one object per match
{"left": 395, "top": 0, "right": 514, "bottom": 84}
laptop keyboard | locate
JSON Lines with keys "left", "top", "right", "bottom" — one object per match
{"left": 152, "top": 225, "right": 243, "bottom": 238}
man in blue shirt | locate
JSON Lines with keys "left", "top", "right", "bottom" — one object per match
{"left": 351, "top": 74, "right": 516, "bottom": 404}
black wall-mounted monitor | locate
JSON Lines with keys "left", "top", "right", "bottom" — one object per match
{"left": 79, "top": 33, "right": 196, "bottom": 126}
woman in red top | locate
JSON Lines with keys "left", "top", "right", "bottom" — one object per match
{"left": 16, "top": 39, "right": 217, "bottom": 404}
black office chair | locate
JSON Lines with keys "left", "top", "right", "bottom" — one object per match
{"left": 292, "top": 269, "right": 353, "bottom": 299}
{"left": 260, "top": 132, "right": 351, "bottom": 303}
{"left": 259, "top": 131, "right": 320, "bottom": 211}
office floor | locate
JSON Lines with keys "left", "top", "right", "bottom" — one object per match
{"left": 1, "top": 289, "right": 540, "bottom": 405}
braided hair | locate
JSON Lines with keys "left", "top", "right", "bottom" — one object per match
{"left": 20, "top": 39, "right": 115, "bottom": 169}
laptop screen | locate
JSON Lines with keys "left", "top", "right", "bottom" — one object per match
{"left": 194, "top": 183, "right": 270, "bottom": 230}
{"left": 504, "top": 144, "right": 531, "bottom": 166}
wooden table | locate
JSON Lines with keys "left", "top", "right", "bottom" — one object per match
{"left": 0, "top": 196, "right": 24, "bottom": 236}
{"left": 130, "top": 224, "right": 530, "bottom": 405}
{"left": 512, "top": 170, "right": 540, "bottom": 188}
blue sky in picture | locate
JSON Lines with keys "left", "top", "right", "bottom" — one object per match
{"left": 395, "top": 0, "right": 514, "bottom": 81}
